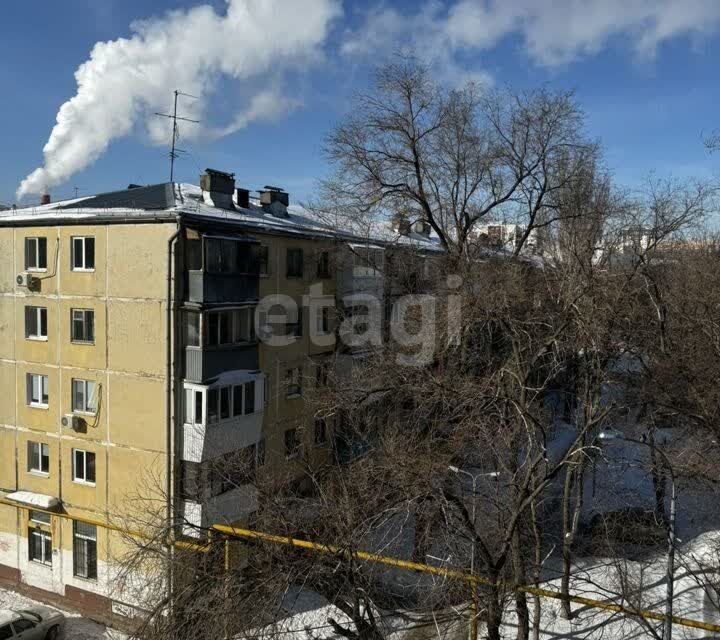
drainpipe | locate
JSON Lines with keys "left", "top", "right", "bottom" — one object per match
{"left": 166, "top": 220, "right": 182, "bottom": 616}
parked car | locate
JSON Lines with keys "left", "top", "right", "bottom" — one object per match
{"left": 0, "top": 607, "right": 65, "bottom": 639}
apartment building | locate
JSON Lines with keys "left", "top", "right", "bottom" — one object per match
{"left": 0, "top": 171, "right": 440, "bottom": 621}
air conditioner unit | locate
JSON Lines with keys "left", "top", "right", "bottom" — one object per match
{"left": 17, "top": 272, "right": 39, "bottom": 289}
{"left": 61, "top": 414, "right": 83, "bottom": 431}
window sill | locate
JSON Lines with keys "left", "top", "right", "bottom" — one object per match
{"left": 29, "top": 559, "right": 53, "bottom": 568}
{"left": 28, "top": 470, "right": 50, "bottom": 478}
{"left": 28, "top": 403, "right": 49, "bottom": 410}
{"left": 26, "top": 336, "right": 49, "bottom": 342}
{"left": 285, "top": 393, "right": 302, "bottom": 400}
{"left": 25, "top": 268, "right": 47, "bottom": 273}
{"left": 72, "top": 574, "right": 98, "bottom": 583}
{"left": 73, "top": 410, "right": 96, "bottom": 417}
{"left": 72, "top": 480, "right": 96, "bottom": 487}
{"left": 71, "top": 268, "right": 95, "bottom": 273}
{"left": 70, "top": 341, "right": 95, "bottom": 346}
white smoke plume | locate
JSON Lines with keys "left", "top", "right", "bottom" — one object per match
{"left": 17, "top": 0, "right": 341, "bottom": 199}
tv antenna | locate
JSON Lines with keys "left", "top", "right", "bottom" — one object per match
{"left": 155, "top": 90, "right": 200, "bottom": 183}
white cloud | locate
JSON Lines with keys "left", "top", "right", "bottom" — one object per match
{"left": 343, "top": 0, "right": 720, "bottom": 70}
{"left": 18, "top": 0, "right": 341, "bottom": 198}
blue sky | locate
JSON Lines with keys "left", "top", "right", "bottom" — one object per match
{"left": 0, "top": 0, "right": 718, "bottom": 206}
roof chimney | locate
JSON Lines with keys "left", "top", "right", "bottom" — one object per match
{"left": 236, "top": 188, "right": 250, "bottom": 210}
{"left": 40, "top": 193, "right": 51, "bottom": 206}
{"left": 200, "top": 168, "right": 235, "bottom": 210}
{"left": 259, "top": 186, "right": 289, "bottom": 218}
{"left": 392, "top": 212, "right": 411, "bottom": 235}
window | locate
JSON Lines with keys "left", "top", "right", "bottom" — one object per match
{"left": 27, "top": 374, "right": 49, "bottom": 408}
{"left": 287, "top": 307, "right": 303, "bottom": 338}
{"left": 317, "top": 250, "right": 331, "bottom": 278}
{"left": 314, "top": 417, "right": 328, "bottom": 446}
{"left": 286, "top": 248, "right": 304, "bottom": 278}
{"left": 316, "top": 307, "right": 330, "bottom": 335}
{"left": 29, "top": 527, "right": 52, "bottom": 565}
{"left": 72, "top": 449, "right": 96, "bottom": 484}
{"left": 27, "top": 442, "right": 49, "bottom": 474}
{"left": 185, "top": 311, "right": 201, "bottom": 347}
{"left": 316, "top": 362, "right": 329, "bottom": 388}
{"left": 0, "top": 624, "right": 12, "bottom": 640}
{"left": 73, "top": 521, "right": 97, "bottom": 580}
{"left": 29, "top": 510, "right": 51, "bottom": 525}
{"left": 179, "top": 460, "right": 201, "bottom": 501}
{"left": 207, "top": 388, "right": 219, "bottom": 424}
{"left": 244, "top": 380, "right": 255, "bottom": 415}
{"left": 205, "top": 238, "right": 243, "bottom": 273}
{"left": 206, "top": 309, "right": 254, "bottom": 346}
{"left": 284, "top": 428, "right": 301, "bottom": 459}
{"left": 71, "top": 308, "right": 95, "bottom": 343}
{"left": 184, "top": 388, "right": 204, "bottom": 425}
{"left": 254, "top": 245, "right": 269, "bottom": 275}
{"left": 71, "top": 236, "right": 95, "bottom": 271}
{"left": 72, "top": 379, "right": 97, "bottom": 414}
{"left": 13, "top": 619, "right": 38, "bottom": 634}
{"left": 220, "top": 387, "right": 230, "bottom": 420}
{"left": 25, "top": 237, "right": 47, "bottom": 271}
{"left": 25, "top": 306, "right": 48, "bottom": 340}
{"left": 286, "top": 367, "right": 302, "bottom": 397}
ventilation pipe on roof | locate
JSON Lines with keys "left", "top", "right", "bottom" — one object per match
{"left": 200, "top": 168, "right": 235, "bottom": 210}
{"left": 236, "top": 188, "right": 250, "bottom": 209}
{"left": 40, "top": 193, "right": 51, "bottom": 206}
{"left": 260, "top": 186, "right": 289, "bottom": 218}
{"left": 392, "top": 212, "right": 412, "bottom": 236}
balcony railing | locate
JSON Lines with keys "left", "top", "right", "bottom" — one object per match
{"left": 184, "top": 345, "right": 258, "bottom": 383}
{"left": 186, "top": 271, "right": 259, "bottom": 304}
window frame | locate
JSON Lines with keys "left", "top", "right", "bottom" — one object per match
{"left": 28, "top": 527, "right": 52, "bottom": 566}
{"left": 71, "top": 308, "right": 95, "bottom": 344}
{"left": 72, "top": 521, "right": 98, "bottom": 580}
{"left": 284, "top": 428, "right": 301, "bottom": 459}
{"left": 27, "top": 373, "right": 49, "bottom": 408}
{"left": 314, "top": 417, "right": 328, "bottom": 447}
{"left": 317, "top": 250, "right": 331, "bottom": 279}
{"left": 72, "top": 378, "right": 97, "bottom": 415}
{"left": 72, "top": 448, "right": 96, "bottom": 485}
{"left": 24, "top": 306, "right": 48, "bottom": 341}
{"left": 25, "top": 237, "right": 47, "bottom": 272}
{"left": 27, "top": 441, "right": 50, "bottom": 475}
{"left": 71, "top": 236, "right": 95, "bottom": 271}
{"left": 286, "top": 248, "right": 304, "bottom": 278}
{"left": 285, "top": 367, "right": 302, "bottom": 398}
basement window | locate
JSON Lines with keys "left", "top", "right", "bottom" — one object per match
{"left": 29, "top": 527, "right": 52, "bottom": 566}
{"left": 73, "top": 521, "right": 97, "bottom": 580}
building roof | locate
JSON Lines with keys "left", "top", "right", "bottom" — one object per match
{"left": 0, "top": 182, "right": 444, "bottom": 252}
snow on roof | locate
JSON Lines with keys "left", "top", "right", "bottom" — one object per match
{"left": 4, "top": 491, "right": 59, "bottom": 509}
{"left": 0, "top": 182, "right": 444, "bottom": 252}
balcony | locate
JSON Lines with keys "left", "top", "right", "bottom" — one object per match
{"left": 186, "top": 271, "right": 258, "bottom": 304}
{"left": 182, "top": 411, "right": 263, "bottom": 463}
{"left": 182, "top": 485, "right": 258, "bottom": 537}
{"left": 184, "top": 345, "right": 258, "bottom": 384}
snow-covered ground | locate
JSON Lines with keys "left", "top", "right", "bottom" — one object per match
{"left": 0, "top": 587, "right": 126, "bottom": 639}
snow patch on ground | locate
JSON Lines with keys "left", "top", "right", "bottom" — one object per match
{"left": 0, "top": 587, "right": 126, "bottom": 639}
